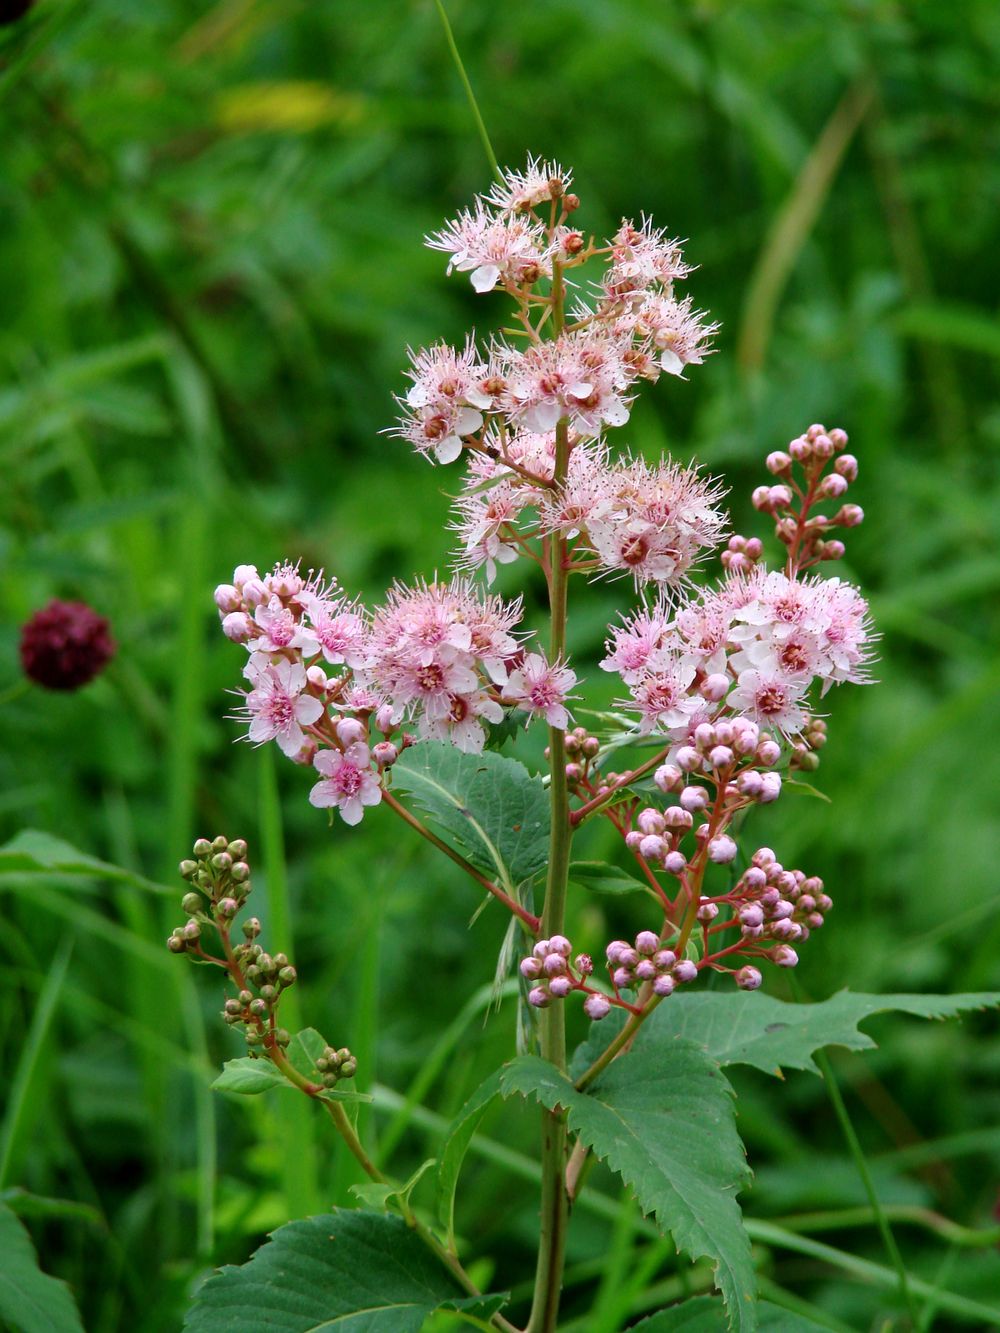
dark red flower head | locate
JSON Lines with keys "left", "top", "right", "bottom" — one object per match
{"left": 19, "top": 599, "right": 116, "bottom": 691}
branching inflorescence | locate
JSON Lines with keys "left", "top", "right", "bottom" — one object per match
{"left": 207, "top": 155, "right": 873, "bottom": 1029}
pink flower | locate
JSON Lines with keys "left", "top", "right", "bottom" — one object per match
{"left": 728, "top": 668, "right": 810, "bottom": 734}
{"left": 502, "top": 330, "right": 631, "bottom": 435}
{"left": 419, "top": 689, "right": 503, "bottom": 753}
{"left": 303, "top": 595, "right": 369, "bottom": 668}
{"left": 309, "top": 744, "right": 382, "bottom": 825}
{"left": 502, "top": 653, "right": 578, "bottom": 729}
{"left": 604, "top": 217, "right": 690, "bottom": 298}
{"left": 426, "top": 204, "right": 550, "bottom": 292}
{"left": 240, "top": 659, "right": 324, "bottom": 757}
{"left": 632, "top": 293, "right": 718, "bottom": 377}
{"left": 627, "top": 656, "right": 700, "bottom": 735}
{"left": 601, "top": 603, "right": 673, "bottom": 684}
{"left": 484, "top": 155, "right": 573, "bottom": 214}
{"left": 253, "top": 595, "right": 319, "bottom": 655}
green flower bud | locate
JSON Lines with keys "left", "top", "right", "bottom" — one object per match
{"left": 336, "top": 1047, "right": 352, "bottom": 1065}
{"left": 167, "top": 934, "right": 186, "bottom": 954}
{"left": 259, "top": 984, "right": 277, "bottom": 1004}
{"left": 245, "top": 1029, "right": 262, "bottom": 1047}
{"left": 249, "top": 998, "right": 267, "bottom": 1017}
{"left": 192, "top": 838, "right": 212, "bottom": 858}
{"left": 211, "top": 835, "right": 229, "bottom": 853}
{"left": 224, "top": 998, "right": 242, "bottom": 1016}
{"left": 227, "top": 839, "right": 248, "bottom": 860}
{"left": 273, "top": 953, "right": 289, "bottom": 970}
{"left": 316, "top": 1056, "right": 330, "bottom": 1072}
{"left": 275, "top": 1029, "right": 290, "bottom": 1047}
{"left": 215, "top": 897, "right": 239, "bottom": 919}
{"left": 246, "top": 964, "right": 261, "bottom": 983}
{"left": 211, "top": 851, "right": 233, "bottom": 873}
{"left": 322, "top": 1072, "right": 339, "bottom": 1088}
{"left": 179, "top": 859, "right": 198, "bottom": 880}
{"left": 339, "top": 1056, "right": 357, "bottom": 1079}
{"left": 238, "top": 989, "right": 253, "bottom": 1006}
{"left": 230, "top": 861, "right": 250, "bottom": 883}
{"left": 257, "top": 953, "right": 274, "bottom": 975}
{"left": 278, "top": 966, "right": 297, "bottom": 987}
{"left": 181, "top": 920, "right": 201, "bottom": 942}
{"left": 181, "top": 892, "right": 202, "bottom": 915}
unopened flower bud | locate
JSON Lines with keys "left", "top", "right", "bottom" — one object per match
{"left": 528, "top": 986, "right": 550, "bottom": 1008}
{"left": 638, "top": 834, "right": 667, "bottom": 862}
{"left": 834, "top": 453, "right": 858, "bottom": 481}
{"left": 697, "top": 900, "right": 719, "bottom": 923}
{"left": 736, "top": 966, "right": 762, "bottom": 991}
{"left": 673, "top": 960, "right": 698, "bottom": 984}
{"left": 259, "top": 984, "right": 277, "bottom": 1004}
{"left": 637, "top": 808, "right": 665, "bottom": 835}
{"left": 544, "top": 953, "right": 567, "bottom": 977}
{"left": 548, "top": 935, "right": 571, "bottom": 956}
{"left": 624, "top": 830, "right": 643, "bottom": 851}
{"left": 664, "top": 807, "right": 693, "bottom": 831}
{"left": 664, "top": 851, "right": 687, "bottom": 875}
{"left": 216, "top": 896, "right": 239, "bottom": 919}
{"left": 737, "top": 771, "right": 763, "bottom": 798}
{"left": 708, "top": 835, "right": 738, "bottom": 864}
{"left": 693, "top": 722, "right": 715, "bottom": 749}
{"left": 520, "top": 956, "right": 542, "bottom": 979}
{"left": 821, "top": 540, "right": 846, "bottom": 561}
{"left": 773, "top": 945, "right": 799, "bottom": 967}
{"left": 635, "top": 930, "right": 660, "bottom": 955}
{"left": 653, "top": 950, "right": 676, "bottom": 970}
{"left": 698, "top": 673, "right": 729, "bottom": 703}
{"left": 837, "top": 503, "right": 865, "bottom": 527}
{"left": 549, "top": 976, "right": 572, "bottom": 998}
{"left": 758, "top": 772, "right": 782, "bottom": 803}
{"left": 821, "top": 473, "right": 848, "bottom": 500}
{"left": 752, "top": 847, "right": 776, "bottom": 868}
{"left": 581, "top": 737, "right": 600, "bottom": 758}
{"left": 752, "top": 485, "right": 772, "bottom": 511}
{"left": 584, "top": 993, "right": 611, "bottom": 1020}
{"left": 739, "top": 904, "right": 764, "bottom": 929}
{"left": 193, "top": 838, "right": 212, "bottom": 858}
{"left": 167, "top": 934, "right": 186, "bottom": 953}
{"left": 575, "top": 954, "right": 593, "bottom": 976}
{"left": 181, "top": 891, "right": 202, "bottom": 915}
{"left": 709, "top": 745, "right": 734, "bottom": 770}
{"left": 230, "top": 861, "right": 250, "bottom": 884}
{"left": 182, "top": 920, "right": 201, "bottom": 942}
{"left": 680, "top": 785, "right": 708, "bottom": 813}
{"left": 242, "top": 916, "right": 261, "bottom": 939}
{"left": 675, "top": 746, "right": 702, "bottom": 772}
{"left": 278, "top": 966, "right": 297, "bottom": 987}
{"left": 612, "top": 967, "right": 633, "bottom": 990}
{"left": 757, "top": 740, "right": 781, "bottom": 766}
{"left": 654, "top": 764, "right": 683, "bottom": 792}
{"left": 336, "top": 718, "right": 366, "bottom": 747}
{"left": 766, "top": 451, "right": 792, "bottom": 474}
{"left": 222, "top": 611, "right": 254, "bottom": 643}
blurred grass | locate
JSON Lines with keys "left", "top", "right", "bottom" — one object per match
{"left": 1, "top": 0, "right": 999, "bottom": 1328}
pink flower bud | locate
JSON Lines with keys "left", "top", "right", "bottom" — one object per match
{"left": 575, "top": 954, "right": 594, "bottom": 976}
{"left": 700, "top": 673, "right": 730, "bottom": 702}
{"left": 744, "top": 537, "right": 763, "bottom": 559}
{"left": 838, "top": 503, "right": 865, "bottom": 527}
{"left": 664, "top": 851, "right": 687, "bottom": 875}
{"left": 813, "top": 433, "right": 834, "bottom": 459}
{"left": 757, "top": 740, "right": 781, "bottom": 766}
{"left": 307, "top": 665, "right": 329, "bottom": 691}
{"left": 789, "top": 436, "right": 811, "bottom": 461}
{"left": 738, "top": 770, "right": 763, "bottom": 798}
{"left": 653, "top": 974, "right": 675, "bottom": 997}
{"left": 544, "top": 953, "right": 567, "bottom": 977}
{"left": 214, "top": 584, "right": 242, "bottom": 614}
{"left": 637, "top": 808, "right": 665, "bottom": 835}
{"left": 528, "top": 986, "right": 550, "bottom": 1008}
{"left": 653, "top": 949, "right": 676, "bottom": 970}
{"left": 635, "top": 959, "right": 656, "bottom": 981}
{"left": 233, "top": 564, "right": 259, "bottom": 588}
{"left": 376, "top": 704, "right": 396, "bottom": 734}
{"left": 565, "top": 762, "right": 584, "bottom": 782}
{"left": 766, "top": 450, "right": 792, "bottom": 474}
{"left": 697, "top": 900, "right": 719, "bottom": 923}
{"left": 549, "top": 975, "right": 572, "bottom": 998}
{"left": 771, "top": 899, "right": 794, "bottom": 920}
{"left": 773, "top": 945, "right": 799, "bottom": 968}
{"left": 639, "top": 834, "right": 668, "bottom": 862}
{"left": 752, "top": 847, "right": 776, "bottom": 868}
{"left": 606, "top": 940, "right": 630, "bottom": 964}
{"left": 760, "top": 886, "right": 780, "bottom": 907}
{"left": 520, "top": 957, "right": 541, "bottom": 979}
{"left": 584, "top": 993, "right": 611, "bottom": 1021}
{"left": 336, "top": 717, "right": 367, "bottom": 746}
{"left": 806, "top": 913, "right": 825, "bottom": 929}
{"left": 664, "top": 807, "right": 693, "bottom": 831}
{"left": 768, "top": 485, "right": 792, "bottom": 509}
{"left": 676, "top": 746, "right": 702, "bottom": 772}
{"left": 744, "top": 866, "right": 767, "bottom": 890}
{"left": 834, "top": 453, "right": 858, "bottom": 481}
{"left": 829, "top": 427, "right": 848, "bottom": 450}
{"left": 708, "top": 835, "right": 738, "bottom": 864}
{"left": 534, "top": 939, "right": 552, "bottom": 959}
{"left": 241, "top": 578, "right": 268, "bottom": 608}
{"left": 821, "top": 473, "right": 848, "bottom": 499}
{"left": 822, "top": 540, "right": 846, "bottom": 560}
{"left": 222, "top": 611, "right": 253, "bottom": 643}
{"left": 635, "top": 930, "right": 660, "bottom": 955}
{"left": 680, "top": 786, "right": 708, "bottom": 813}
{"left": 693, "top": 722, "right": 715, "bottom": 749}
{"left": 736, "top": 966, "right": 762, "bottom": 991}
{"left": 654, "top": 764, "right": 683, "bottom": 793}
{"left": 549, "top": 934, "right": 572, "bottom": 956}
{"left": 758, "top": 773, "right": 782, "bottom": 803}
{"left": 613, "top": 967, "right": 633, "bottom": 990}
{"left": 624, "top": 830, "right": 643, "bottom": 851}
{"left": 673, "top": 960, "right": 698, "bottom": 984}
{"left": 372, "top": 741, "right": 398, "bottom": 768}
{"left": 709, "top": 745, "right": 734, "bottom": 770}
{"left": 751, "top": 485, "right": 772, "bottom": 511}
{"left": 739, "top": 904, "right": 764, "bottom": 929}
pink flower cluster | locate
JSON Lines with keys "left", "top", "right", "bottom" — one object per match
{"left": 214, "top": 564, "right": 578, "bottom": 823}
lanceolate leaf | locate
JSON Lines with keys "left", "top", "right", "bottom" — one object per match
{"left": 632, "top": 1295, "right": 829, "bottom": 1331}
{"left": 183, "top": 1210, "right": 506, "bottom": 1332}
{"left": 0, "top": 1201, "right": 85, "bottom": 1333}
{"left": 435, "top": 1069, "right": 504, "bottom": 1248}
{"left": 638, "top": 989, "right": 1000, "bottom": 1077}
{"left": 0, "top": 829, "right": 171, "bottom": 895}
{"left": 500, "top": 1050, "right": 756, "bottom": 1332}
{"left": 391, "top": 742, "right": 550, "bottom": 890}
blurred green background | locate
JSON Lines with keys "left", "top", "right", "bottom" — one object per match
{"left": 2, "top": 1, "right": 999, "bottom": 1329}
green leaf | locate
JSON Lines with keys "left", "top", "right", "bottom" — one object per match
{"left": 350, "top": 1159, "right": 435, "bottom": 1214}
{"left": 569, "top": 860, "right": 657, "bottom": 897}
{"left": 212, "top": 1059, "right": 286, "bottom": 1096}
{"left": 0, "top": 1201, "right": 85, "bottom": 1333}
{"left": 500, "top": 1051, "right": 756, "bottom": 1332}
{"left": 0, "top": 830, "right": 172, "bottom": 895}
{"left": 641, "top": 989, "right": 1000, "bottom": 1077}
{"left": 435, "top": 1069, "right": 503, "bottom": 1248}
{"left": 183, "top": 1209, "right": 505, "bottom": 1331}
{"left": 633, "top": 1295, "right": 829, "bottom": 1331}
{"left": 391, "top": 742, "right": 550, "bottom": 890}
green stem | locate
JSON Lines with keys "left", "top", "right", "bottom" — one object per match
{"left": 814, "top": 1044, "right": 921, "bottom": 1328}
{"left": 432, "top": 0, "right": 501, "bottom": 180}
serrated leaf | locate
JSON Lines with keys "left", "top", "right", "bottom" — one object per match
{"left": 500, "top": 1051, "right": 756, "bottom": 1331}
{"left": 435, "top": 1070, "right": 503, "bottom": 1248}
{"left": 0, "top": 830, "right": 171, "bottom": 895}
{"left": 640, "top": 989, "right": 1000, "bottom": 1077}
{"left": 569, "top": 860, "right": 656, "bottom": 897}
{"left": 0, "top": 1201, "right": 85, "bottom": 1333}
{"left": 391, "top": 742, "right": 549, "bottom": 891}
{"left": 350, "top": 1159, "right": 435, "bottom": 1214}
{"left": 633, "top": 1295, "right": 828, "bottom": 1331}
{"left": 183, "top": 1210, "right": 505, "bottom": 1331}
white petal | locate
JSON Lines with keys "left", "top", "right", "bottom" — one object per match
{"left": 660, "top": 348, "right": 685, "bottom": 376}
{"left": 471, "top": 264, "right": 501, "bottom": 293}
{"left": 435, "top": 435, "right": 464, "bottom": 464}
